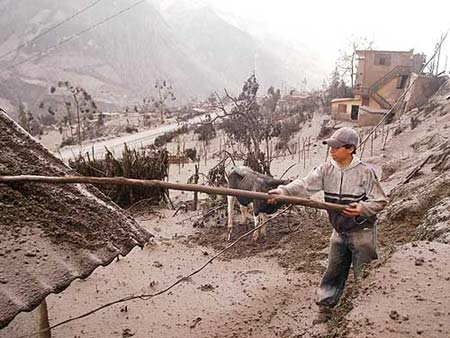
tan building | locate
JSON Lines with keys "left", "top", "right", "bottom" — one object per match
{"left": 331, "top": 49, "right": 435, "bottom": 126}
{"left": 353, "top": 49, "right": 424, "bottom": 110}
{"left": 331, "top": 98, "right": 362, "bottom": 121}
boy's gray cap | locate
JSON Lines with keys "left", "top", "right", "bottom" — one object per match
{"left": 323, "top": 127, "right": 359, "bottom": 148}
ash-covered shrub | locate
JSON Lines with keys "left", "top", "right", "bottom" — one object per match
{"left": 69, "top": 145, "right": 169, "bottom": 207}
{"left": 154, "top": 125, "right": 188, "bottom": 147}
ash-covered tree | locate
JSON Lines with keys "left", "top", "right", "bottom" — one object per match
{"left": 133, "top": 97, "right": 154, "bottom": 127}
{"left": 18, "top": 101, "right": 33, "bottom": 133}
{"left": 324, "top": 67, "right": 353, "bottom": 106}
{"left": 49, "top": 81, "right": 100, "bottom": 144}
{"left": 154, "top": 80, "right": 176, "bottom": 123}
{"left": 217, "top": 75, "right": 279, "bottom": 175}
{"left": 18, "top": 102, "right": 43, "bottom": 136}
{"left": 336, "top": 37, "right": 373, "bottom": 89}
{"left": 136, "top": 80, "right": 176, "bottom": 126}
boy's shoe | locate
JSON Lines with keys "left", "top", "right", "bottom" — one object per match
{"left": 312, "top": 306, "right": 333, "bottom": 325}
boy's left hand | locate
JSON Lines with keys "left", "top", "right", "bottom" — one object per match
{"left": 341, "top": 202, "right": 363, "bottom": 217}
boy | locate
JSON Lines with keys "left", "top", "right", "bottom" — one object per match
{"left": 268, "top": 127, "right": 387, "bottom": 323}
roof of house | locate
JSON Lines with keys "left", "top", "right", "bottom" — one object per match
{"left": 360, "top": 105, "right": 389, "bottom": 114}
{"left": 330, "top": 97, "right": 359, "bottom": 103}
{"left": 0, "top": 112, "right": 151, "bottom": 329}
{"left": 356, "top": 49, "right": 414, "bottom": 55}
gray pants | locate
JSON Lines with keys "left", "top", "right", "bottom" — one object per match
{"left": 317, "top": 227, "right": 378, "bottom": 308}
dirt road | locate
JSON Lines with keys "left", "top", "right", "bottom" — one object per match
{"left": 2, "top": 208, "right": 332, "bottom": 338}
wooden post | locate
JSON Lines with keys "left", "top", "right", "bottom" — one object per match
{"left": 360, "top": 130, "right": 367, "bottom": 159}
{"left": 177, "top": 138, "right": 181, "bottom": 175}
{"left": 370, "top": 132, "right": 374, "bottom": 157}
{"left": 382, "top": 126, "right": 390, "bottom": 150}
{"left": 182, "top": 140, "right": 185, "bottom": 168}
{"left": 303, "top": 137, "right": 307, "bottom": 169}
{"left": 0, "top": 175, "right": 348, "bottom": 212}
{"left": 38, "top": 298, "right": 51, "bottom": 338}
{"left": 308, "top": 136, "right": 311, "bottom": 164}
{"left": 193, "top": 164, "right": 199, "bottom": 211}
{"left": 270, "top": 139, "right": 273, "bottom": 162}
{"left": 204, "top": 141, "right": 207, "bottom": 166}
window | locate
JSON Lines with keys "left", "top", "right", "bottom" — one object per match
{"left": 337, "top": 104, "right": 347, "bottom": 113}
{"left": 397, "top": 75, "right": 409, "bottom": 89}
{"left": 375, "top": 54, "right": 391, "bottom": 66}
{"left": 362, "top": 96, "right": 370, "bottom": 106}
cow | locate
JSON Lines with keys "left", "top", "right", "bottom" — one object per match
{"left": 227, "top": 166, "right": 289, "bottom": 241}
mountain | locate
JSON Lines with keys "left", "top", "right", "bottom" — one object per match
{"left": 161, "top": 1, "right": 327, "bottom": 93}
{"left": 0, "top": 0, "right": 326, "bottom": 118}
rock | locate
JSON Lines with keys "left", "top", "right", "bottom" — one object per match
{"left": 389, "top": 310, "right": 400, "bottom": 321}
{"left": 189, "top": 317, "right": 202, "bottom": 329}
{"left": 381, "top": 159, "right": 402, "bottom": 181}
{"left": 198, "top": 284, "right": 215, "bottom": 292}
{"left": 417, "top": 197, "right": 450, "bottom": 244}
{"left": 152, "top": 261, "right": 163, "bottom": 268}
{"left": 415, "top": 257, "right": 425, "bottom": 266}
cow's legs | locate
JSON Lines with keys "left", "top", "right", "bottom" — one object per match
{"left": 252, "top": 213, "right": 269, "bottom": 241}
{"left": 259, "top": 213, "right": 269, "bottom": 238}
{"left": 252, "top": 214, "right": 261, "bottom": 241}
{"left": 227, "top": 195, "right": 235, "bottom": 241}
{"left": 240, "top": 204, "right": 252, "bottom": 224}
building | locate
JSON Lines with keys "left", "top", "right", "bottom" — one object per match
{"left": 331, "top": 97, "right": 362, "bottom": 121}
{"left": 330, "top": 49, "right": 445, "bottom": 126}
{"left": 353, "top": 49, "right": 424, "bottom": 110}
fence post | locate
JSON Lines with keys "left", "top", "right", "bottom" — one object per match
{"left": 193, "top": 164, "right": 199, "bottom": 211}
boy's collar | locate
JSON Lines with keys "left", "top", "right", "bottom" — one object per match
{"left": 331, "top": 156, "right": 361, "bottom": 170}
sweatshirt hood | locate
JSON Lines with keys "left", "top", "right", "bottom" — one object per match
{"left": 330, "top": 156, "right": 362, "bottom": 171}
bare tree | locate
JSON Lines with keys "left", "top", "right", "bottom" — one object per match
{"left": 153, "top": 80, "right": 176, "bottom": 123}
{"left": 336, "top": 37, "right": 373, "bottom": 89}
{"left": 209, "top": 75, "right": 279, "bottom": 175}
{"left": 49, "top": 81, "right": 100, "bottom": 144}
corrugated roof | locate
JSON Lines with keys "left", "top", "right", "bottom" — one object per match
{"left": 0, "top": 112, "right": 152, "bottom": 329}
{"left": 330, "top": 97, "right": 359, "bottom": 103}
{"left": 355, "top": 49, "right": 414, "bottom": 55}
{"left": 360, "top": 105, "right": 389, "bottom": 114}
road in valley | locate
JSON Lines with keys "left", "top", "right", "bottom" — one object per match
{"left": 56, "top": 113, "right": 215, "bottom": 162}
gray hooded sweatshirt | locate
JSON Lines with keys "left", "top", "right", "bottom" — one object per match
{"left": 278, "top": 157, "right": 387, "bottom": 233}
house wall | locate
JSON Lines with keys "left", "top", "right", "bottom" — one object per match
{"left": 355, "top": 51, "right": 413, "bottom": 89}
{"left": 358, "top": 111, "right": 385, "bottom": 127}
{"left": 405, "top": 75, "right": 446, "bottom": 111}
{"left": 331, "top": 99, "right": 361, "bottom": 121}
{"left": 376, "top": 76, "right": 405, "bottom": 105}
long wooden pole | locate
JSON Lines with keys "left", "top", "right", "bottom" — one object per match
{"left": 38, "top": 298, "right": 51, "bottom": 338}
{"left": 0, "top": 175, "right": 347, "bottom": 211}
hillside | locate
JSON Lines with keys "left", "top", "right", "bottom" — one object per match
{"left": 0, "top": 0, "right": 323, "bottom": 117}
{"left": 3, "top": 79, "right": 450, "bottom": 337}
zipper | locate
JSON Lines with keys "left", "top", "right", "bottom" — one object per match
{"left": 339, "top": 170, "right": 344, "bottom": 202}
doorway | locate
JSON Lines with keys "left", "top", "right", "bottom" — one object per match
{"left": 351, "top": 105, "right": 359, "bottom": 120}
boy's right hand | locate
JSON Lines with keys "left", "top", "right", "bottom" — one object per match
{"left": 267, "top": 188, "right": 284, "bottom": 205}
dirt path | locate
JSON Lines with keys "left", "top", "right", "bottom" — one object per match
{"left": 346, "top": 241, "right": 450, "bottom": 338}
{"left": 2, "top": 209, "right": 333, "bottom": 338}
{"left": 4, "top": 90, "right": 450, "bottom": 337}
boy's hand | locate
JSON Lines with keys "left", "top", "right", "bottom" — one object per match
{"left": 341, "top": 202, "right": 363, "bottom": 217}
{"left": 267, "top": 188, "right": 284, "bottom": 205}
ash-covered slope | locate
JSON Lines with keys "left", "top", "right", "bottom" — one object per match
{"left": 0, "top": 0, "right": 219, "bottom": 108}
{"left": 0, "top": 0, "right": 324, "bottom": 116}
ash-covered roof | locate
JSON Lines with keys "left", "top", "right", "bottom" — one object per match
{"left": 0, "top": 112, "right": 151, "bottom": 328}
{"left": 360, "top": 105, "right": 389, "bottom": 114}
